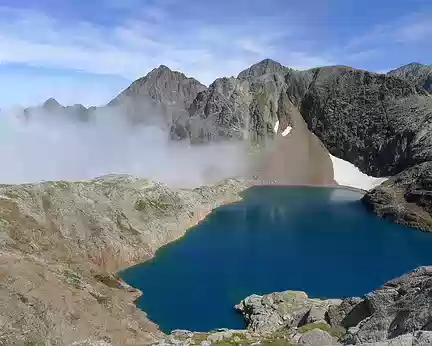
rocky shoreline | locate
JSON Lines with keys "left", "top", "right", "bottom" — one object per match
{"left": 156, "top": 267, "right": 432, "bottom": 346}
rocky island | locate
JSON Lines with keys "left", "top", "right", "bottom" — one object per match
{"left": 1, "top": 58, "right": 432, "bottom": 345}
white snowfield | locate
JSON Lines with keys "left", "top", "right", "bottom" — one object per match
{"left": 330, "top": 154, "right": 388, "bottom": 191}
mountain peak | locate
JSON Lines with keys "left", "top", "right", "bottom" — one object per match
{"left": 238, "top": 59, "right": 289, "bottom": 79}
{"left": 107, "top": 65, "right": 206, "bottom": 109}
{"left": 388, "top": 62, "right": 432, "bottom": 93}
{"left": 43, "top": 98, "right": 62, "bottom": 110}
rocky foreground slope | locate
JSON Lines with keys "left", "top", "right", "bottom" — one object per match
{"left": 2, "top": 174, "right": 430, "bottom": 345}
{"left": 0, "top": 176, "right": 250, "bottom": 345}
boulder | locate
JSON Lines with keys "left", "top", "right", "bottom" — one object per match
{"left": 326, "top": 297, "right": 368, "bottom": 328}
{"left": 298, "top": 329, "right": 340, "bottom": 345}
{"left": 235, "top": 291, "right": 339, "bottom": 334}
{"left": 351, "top": 267, "right": 432, "bottom": 344}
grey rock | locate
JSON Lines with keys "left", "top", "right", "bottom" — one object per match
{"left": 304, "top": 306, "right": 328, "bottom": 325}
{"left": 235, "top": 290, "right": 339, "bottom": 334}
{"left": 326, "top": 297, "right": 368, "bottom": 328}
{"left": 363, "top": 162, "right": 432, "bottom": 231}
{"left": 358, "top": 333, "right": 414, "bottom": 346}
{"left": 299, "top": 65, "right": 432, "bottom": 177}
{"left": 351, "top": 267, "right": 432, "bottom": 344}
{"left": 388, "top": 63, "right": 432, "bottom": 93}
{"left": 171, "top": 330, "right": 194, "bottom": 338}
{"left": 206, "top": 331, "right": 234, "bottom": 342}
{"left": 298, "top": 329, "right": 340, "bottom": 345}
{"left": 414, "top": 331, "right": 432, "bottom": 345}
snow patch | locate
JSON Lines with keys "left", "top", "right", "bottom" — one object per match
{"left": 273, "top": 120, "right": 279, "bottom": 133}
{"left": 330, "top": 154, "right": 388, "bottom": 191}
{"left": 281, "top": 126, "right": 292, "bottom": 137}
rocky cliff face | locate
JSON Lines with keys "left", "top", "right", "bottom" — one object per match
{"left": 0, "top": 176, "right": 249, "bottom": 345}
{"left": 388, "top": 63, "right": 432, "bottom": 93}
{"left": 299, "top": 66, "right": 432, "bottom": 176}
{"left": 171, "top": 59, "right": 313, "bottom": 143}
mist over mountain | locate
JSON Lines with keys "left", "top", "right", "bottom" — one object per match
{"left": 0, "top": 93, "right": 248, "bottom": 187}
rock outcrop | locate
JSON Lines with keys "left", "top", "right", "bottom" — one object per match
{"left": 344, "top": 266, "right": 432, "bottom": 344}
{"left": 0, "top": 175, "right": 249, "bottom": 345}
{"left": 234, "top": 291, "right": 341, "bottom": 335}
{"left": 363, "top": 162, "right": 432, "bottom": 231}
{"left": 229, "top": 267, "right": 432, "bottom": 346}
{"left": 388, "top": 63, "right": 432, "bottom": 93}
{"left": 299, "top": 66, "right": 432, "bottom": 177}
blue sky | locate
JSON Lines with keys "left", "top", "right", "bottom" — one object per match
{"left": 0, "top": 0, "right": 430, "bottom": 108}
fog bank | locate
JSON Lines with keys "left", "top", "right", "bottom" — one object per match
{"left": 0, "top": 108, "right": 248, "bottom": 188}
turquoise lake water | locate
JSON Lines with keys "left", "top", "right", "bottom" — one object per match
{"left": 120, "top": 186, "right": 432, "bottom": 333}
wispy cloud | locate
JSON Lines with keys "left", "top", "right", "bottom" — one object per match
{"left": 0, "top": 3, "right": 332, "bottom": 85}
{"left": 345, "top": 11, "right": 432, "bottom": 51}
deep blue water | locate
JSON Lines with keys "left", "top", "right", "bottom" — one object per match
{"left": 120, "top": 186, "right": 432, "bottom": 333}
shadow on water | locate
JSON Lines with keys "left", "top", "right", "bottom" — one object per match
{"left": 120, "top": 186, "right": 432, "bottom": 333}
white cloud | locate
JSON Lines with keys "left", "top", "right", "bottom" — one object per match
{"left": 0, "top": 5, "right": 332, "bottom": 85}
{"left": 346, "top": 12, "right": 432, "bottom": 50}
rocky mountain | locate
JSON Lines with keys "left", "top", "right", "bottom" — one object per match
{"left": 2, "top": 58, "right": 432, "bottom": 344}
{"left": 23, "top": 98, "right": 92, "bottom": 122}
{"left": 13, "top": 59, "right": 432, "bottom": 230}
{"left": 107, "top": 65, "right": 206, "bottom": 126}
{"left": 167, "top": 59, "right": 432, "bottom": 230}
{"left": 388, "top": 62, "right": 432, "bottom": 93}
{"left": 171, "top": 59, "right": 313, "bottom": 143}
{"left": 19, "top": 66, "right": 206, "bottom": 128}
{"left": 300, "top": 66, "right": 432, "bottom": 176}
